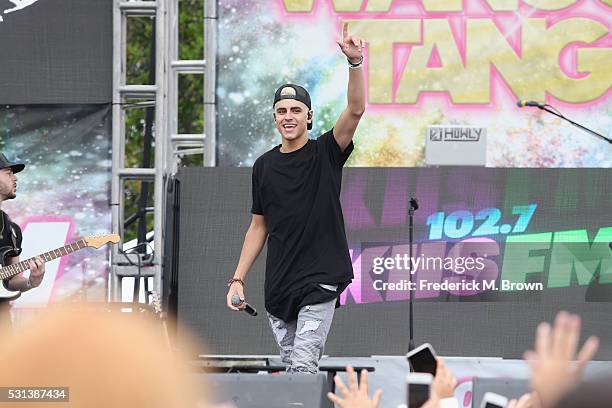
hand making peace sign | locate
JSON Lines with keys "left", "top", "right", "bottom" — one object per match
{"left": 336, "top": 22, "right": 364, "bottom": 65}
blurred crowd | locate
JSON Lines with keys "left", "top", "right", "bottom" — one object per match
{"left": 329, "top": 311, "right": 602, "bottom": 408}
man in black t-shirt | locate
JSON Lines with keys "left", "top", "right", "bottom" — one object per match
{"left": 0, "top": 152, "right": 46, "bottom": 332}
{"left": 226, "top": 23, "right": 365, "bottom": 373}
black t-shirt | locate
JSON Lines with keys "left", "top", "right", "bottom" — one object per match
{"left": 251, "top": 129, "right": 354, "bottom": 322}
{"left": 0, "top": 210, "right": 23, "bottom": 305}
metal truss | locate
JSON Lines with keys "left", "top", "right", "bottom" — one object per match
{"left": 111, "top": 0, "right": 215, "bottom": 301}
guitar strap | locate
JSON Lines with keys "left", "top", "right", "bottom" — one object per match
{"left": 1, "top": 211, "right": 22, "bottom": 257}
{"left": 9, "top": 221, "right": 18, "bottom": 253}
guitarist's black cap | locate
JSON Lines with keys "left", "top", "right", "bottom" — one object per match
{"left": 0, "top": 153, "right": 25, "bottom": 174}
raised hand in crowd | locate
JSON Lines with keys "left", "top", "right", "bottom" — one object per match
{"left": 431, "top": 359, "right": 457, "bottom": 400}
{"left": 420, "top": 358, "right": 458, "bottom": 408}
{"left": 507, "top": 392, "right": 534, "bottom": 408}
{"left": 327, "top": 365, "right": 383, "bottom": 408}
{"left": 523, "top": 311, "right": 599, "bottom": 408}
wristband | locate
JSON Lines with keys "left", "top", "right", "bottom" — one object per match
{"left": 227, "top": 278, "right": 244, "bottom": 287}
{"left": 348, "top": 56, "right": 363, "bottom": 69}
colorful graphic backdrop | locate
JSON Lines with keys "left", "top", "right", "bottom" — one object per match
{"left": 0, "top": 105, "right": 112, "bottom": 307}
{"left": 217, "top": 0, "right": 612, "bottom": 167}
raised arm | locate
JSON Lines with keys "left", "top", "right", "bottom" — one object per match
{"left": 333, "top": 22, "right": 366, "bottom": 152}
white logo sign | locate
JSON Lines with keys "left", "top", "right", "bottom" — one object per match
{"left": 1, "top": 0, "right": 41, "bottom": 22}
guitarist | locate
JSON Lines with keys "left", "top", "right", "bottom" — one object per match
{"left": 0, "top": 153, "right": 45, "bottom": 331}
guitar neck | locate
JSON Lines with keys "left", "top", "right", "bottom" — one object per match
{"left": 0, "top": 239, "right": 87, "bottom": 280}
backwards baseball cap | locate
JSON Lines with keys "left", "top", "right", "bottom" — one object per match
{"left": 273, "top": 84, "right": 312, "bottom": 130}
{"left": 0, "top": 153, "right": 25, "bottom": 174}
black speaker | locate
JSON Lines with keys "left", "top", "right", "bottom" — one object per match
{"left": 197, "top": 373, "right": 331, "bottom": 408}
{"left": 163, "top": 174, "right": 181, "bottom": 341}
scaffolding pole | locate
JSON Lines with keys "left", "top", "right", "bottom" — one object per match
{"left": 111, "top": 0, "right": 215, "bottom": 302}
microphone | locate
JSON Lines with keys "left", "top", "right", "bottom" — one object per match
{"left": 231, "top": 294, "right": 258, "bottom": 316}
{"left": 517, "top": 100, "right": 545, "bottom": 108}
{"left": 409, "top": 197, "right": 419, "bottom": 211}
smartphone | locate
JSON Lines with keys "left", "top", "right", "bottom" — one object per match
{"left": 480, "top": 392, "right": 508, "bottom": 408}
{"left": 406, "top": 372, "right": 433, "bottom": 408}
{"left": 406, "top": 343, "right": 437, "bottom": 375}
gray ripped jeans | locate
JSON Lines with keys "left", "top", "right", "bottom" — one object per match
{"left": 267, "top": 297, "right": 336, "bottom": 374}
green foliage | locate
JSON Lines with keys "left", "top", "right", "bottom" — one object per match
{"left": 178, "top": 0, "right": 204, "bottom": 150}
{"left": 124, "top": 0, "right": 204, "bottom": 241}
